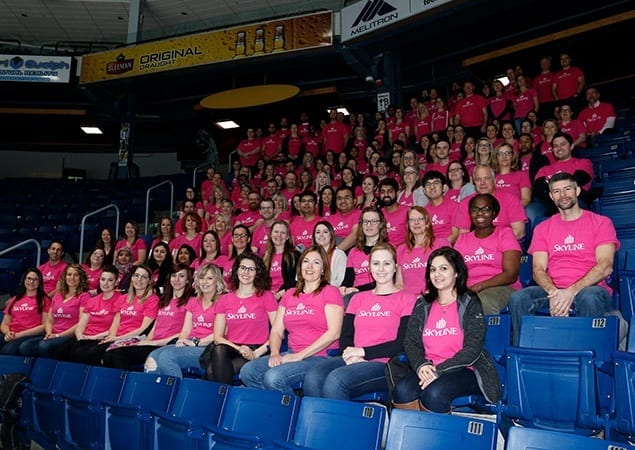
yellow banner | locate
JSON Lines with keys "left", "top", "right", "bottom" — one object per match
{"left": 80, "top": 11, "right": 332, "bottom": 84}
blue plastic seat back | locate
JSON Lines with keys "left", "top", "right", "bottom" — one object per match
{"left": 0, "top": 356, "right": 33, "bottom": 377}
{"left": 507, "top": 425, "right": 635, "bottom": 450}
{"left": 485, "top": 314, "right": 511, "bottom": 362}
{"left": 283, "top": 397, "right": 386, "bottom": 450}
{"left": 504, "top": 347, "right": 599, "bottom": 434}
{"left": 519, "top": 316, "right": 619, "bottom": 363}
{"left": 117, "top": 372, "right": 179, "bottom": 411}
{"left": 518, "top": 254, "right": 534, "bottom": 288}
{"left": 612, "top": 351, "right": 635, "bottom": 439}
{"left": 385, "top": 409, "right": 496, "bottom": 450}
{"left": 620, "top": 272, "right": 635, "bottom": 323}
{"left": 20, "top": 358, "right": 58, "bottom": 429}
{"left": 629, "top": 318, "right": 635, "bottom": 352}
{"left": 211, "top": 387, "right": 300, "bottom": 448}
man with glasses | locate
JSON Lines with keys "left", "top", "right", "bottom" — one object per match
{"left": 289, "top": 191, "right": 321, "bottom": 250}
{"left": 39, "top": 240, "right": 68, "bottom": 296}
{"left": 330, "top": 187, "right": 361, "bottom": 242}
{"left": 453, "top": 165, "right": 527, "bottom": 240}
{"left": 252, "top": 198, "right": 276, "bottom": 255}
{"left": 508, "top": 172, "right": 618, "bottom": 344}
{"left": 421, "top": 171, "right": 457, "bottom": 243}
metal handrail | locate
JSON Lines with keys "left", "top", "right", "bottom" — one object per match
{"left": 0, "top": 239, "right": 42, "bottom": 266}
{"left": 192, "top": 163, "right": 211, "bottom": 188}
{"left": 145, "top": 180, "right": 174, "bottom": 235}
{"left": 79, "top": 204, "right": 120, "bottom": 261}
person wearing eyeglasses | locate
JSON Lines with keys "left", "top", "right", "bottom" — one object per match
{"left": 445, "top": 161, "right": 475, "bottom": 204}
{"left": 219, "top": 224, "right": 253, "bottom": 285}
{"left": 492, "top": 143, "right": 532, "bottom": 207}
{"left": 557, "top": 103, "right": 587, "bottom": 149}
{"left": 340, "top": 207, "right": 388, "bottom": 297}
{"left": 240, "top": 245, "right": 344, "bottom": 393}
{"left": 421, "top": 171, "right": 456, "bottom": 243}
{"left": 0, "top": 269, "right": 49, "bottom": 355}
{"left": 145, "top": 263, "right": 225, "bottom": 377}
{"left": 454, "top": 194, "right": 521, "bottom": 315}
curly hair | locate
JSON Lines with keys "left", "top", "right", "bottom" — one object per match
{"left": 57, "top": 264, "right": 90, "bottom": 297}
{"left": 230, "top": 252, "right": 272, "bottom": 294}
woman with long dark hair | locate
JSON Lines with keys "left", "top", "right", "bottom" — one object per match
{"left": 263, "top": 221, "right": 300, "bottom": 300}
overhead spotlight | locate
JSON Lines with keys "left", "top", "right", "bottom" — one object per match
{"left": 81, "top": 126, "right": 103, "bottom": 134}
{"left": 215, "top": 120, "right": 240, "bottom": 130}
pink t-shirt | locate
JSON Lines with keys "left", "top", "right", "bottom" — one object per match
{"left": 529, "top": 210, "right": 619, "bottom": 293}
{"left": 262, "top": 135, "right": 282, "bottom": 160}
{"left": 82, "top": 265, "right": 103, "bottom": 291}
{"left": 488, "top": 95, "right": 511, "bottom": 121}
{"left": 251, "top": 223, "right": 271, "bottom": 256}
{"left": 553, "top": 66, "right": 584, "bottom": 99}
{"left": 423, "top": 301, "right": 464, "bottom": 366}
{"left": 215, "top": 291, "right": 277, "bottom": 345}
{"left": 269, "top": 253, "right": 284, "bottom": 292}
{"left": 281, "top": 285, "right": 344, "bottom": 356}
{"left": 425, "top": 199, "right": 456, "bottom": 241}
{"left": 397, "top": 238, "right": 449, "bottom": 297}
{"left": 383, "top": 205, "right": 408, "bottom": 247}
{"left": 431, "top": 110, "right": 449, "bottom": 132}
{"left": 218, "top": 232, "right": 232, "bottom": 256}
{"left": 186, "top": 298, "right": 216, "bottom": 339}
{"left": 414, "top": 117, "right": 432, "bottom": 141}
{"left": 169, "top": 234, "right": 203, "bottom": 258}
{"left": 513, "top": 88, "right": 538, "bottom": 119}
{"left": 289, "top": 216, "right": 321, "bottom": 249}
{"left": 82, "top": 292, "right": 118, "bottom": 336}
{"left": 579, "top": 102, "right": 617, "bottom": 134}
{"left": 456, "top": 94, "right": 487, "bottom": 128}
{"left": 346, "top": 247, "right": 372, "bottom": 287}
{"left": 115, "top": 239, "right": 147, "bottom": 263}
{"left": 453, "top": 191, "right": 527, "bottom": 232}
{"left": 47, "top": 291, "right": 89, "bottom": 334}
{"left": 235, "top": 210, "right": 260, "bottom": 228}
{"left": 39, "top": 261, "right": 67, "bottom": 294}
{"left": 454, "top": 226, "right": 521, "bottom": 289}
{"left": 237, "top": 138, "right": 261, "bottom": 167}
{"left": 495, "top": 171, "right": 531, "bottom": 199}
{"left": 535, "top": 157, "right": 594, "bottom": 191}
{"left": 346, "top": 290, "right": 417, "bottom": 363}
{"left": 559, "top": 119, "right": 587, "bottom": 148}
{"left": 113, "top": 293, "right": 159, "bottom": 336}
{"left": 322, "top": 122, "right": 347, "bottom": 153}
{"left": 3, "top": 295, "right": 45, "bottom": 333}
{"left": 330, "top": 209, "right": 361, "bottom": 239}
{"left": 535, "top": 71, "right": 555, "bottom": 103}
{"left": 151, "top": 297, "right": 190, "bottom": 340}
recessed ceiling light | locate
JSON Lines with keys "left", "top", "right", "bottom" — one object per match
{"left": 81, "top": 126, "right": 103, "bottom": 135}
{"left": 215, "top": 120, "right": 239, "bottom": 130}
{"left": 181, "top": 11, "right": 187, "bottom": 15}
{"left": 326, "top": 107, "right": 350, "bottom": 116}
{"left": 21, "top": 13, "right": 28, "bottom": 17}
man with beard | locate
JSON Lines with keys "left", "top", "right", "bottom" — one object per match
{"left": 518, "top": 132, "right": 548, "bottom": 183}
{"left": 251, "top": 198, "right": 276, "bottom": 255}
{"left": 508, "top": 172, "right": 618, "bottom": 345}
{"left": 330, "top": 187, "right": 361, "bottom": 242}
{"left": 289, "top": 191, "right": 321, "bottom": 249}
{"left": 235, "top": 190, "right": 262, "bottom": 229}
{"left": 378, "top": 178, "right": 408, "bottom": 247}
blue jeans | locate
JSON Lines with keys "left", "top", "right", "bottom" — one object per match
{"left": 509, "top": 285, "right": 614, "bottom": 345}
{"left": 145, "top": 344, "right": 206, "bottom": 378}
{"left": 0, "top": 334, "right": 44, "bottom": 355}
{"left": 19, "top": 335, "right": 71, "bottom": 357}
{"left": 303, "top": 357, "right": 387, "bottom": 400}
{"left": 239, "top": 352, "right": 327, "bottom": 394}
{"left": 392, "top": 368, "right": 481, "bottom": 413}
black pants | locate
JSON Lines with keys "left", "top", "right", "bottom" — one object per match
{"left": 101, "top": 340, "right": 176, "bottom": 370}
{"left": 205, "top": 344, "right": 258, "bottom": 385}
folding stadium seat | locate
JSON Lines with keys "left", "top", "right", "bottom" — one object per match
{"left": 506, "top": 426, "right": 635, "bottom": 450}
{"left": 0, "top": 355, "right": 33, "bottom": 377}
{"left": 619, "top": 271, "right": 635, "bottom": 322}
{"left": 499, "top": 316, "right": 619, "bottom": 435}
{"left": 0, "top": 257, "right": 26, "bottom": 296}
{"left": 594, "top": 196, "right": 635, "bottom": 230}
{"left": 629, "top": 318, "right": 635, "bottom": 352}
{"left": 18, "top": 358, "right": 58, "bottom": 444}
{"left": 519, "top": 253, "right": 534, "bottom": 288}
{"left": 29, "top": 362, "right": 89, "bottom": 448}
{"left": 154, "top": 379, "right": 228, "bottom": 450}
{"left": 65, "top": 366, "right": 127, "bottom": 450}
{"left": 383, "top": 409, "right": 497, "bottom": 450}
{"left": 204, "top": 387, "right": 300, "bottom": 450}
{"left": 273, "top": 397, "right": 386, "bottom": 450}
{"left": 598, "top": 158, "right": 635, "bottom": 181}
{"left": 105, "top": 372, "right": 179, "bottom": 450}
{"left": 611, "top": 351, "right": 635, "bottom": 442}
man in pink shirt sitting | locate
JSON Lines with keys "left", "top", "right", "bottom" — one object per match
{"left": 39, "top": 240, "right": 68, "bottom": 297}
{"left": 509, "top": 172, "right": 618, "bottom": 344}
{"left": 578, "top": 87, "right": 617, "bottom": 139}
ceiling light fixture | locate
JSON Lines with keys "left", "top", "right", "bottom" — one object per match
{"left": 215, "top": 120, "right": 239, "bottom": 130}
{"left": 81, "top": 126, "right": 103, "bottom": 135}
{"left": 326, "top": 107, "right": 350, "bottom": 116}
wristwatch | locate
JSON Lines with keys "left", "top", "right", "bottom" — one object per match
{"left": 192, "top": 337, "right": 200, "bottom": 346}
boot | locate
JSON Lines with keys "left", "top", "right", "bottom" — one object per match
{"left": 392, "top": 400, "right": 421, "bottom": 410}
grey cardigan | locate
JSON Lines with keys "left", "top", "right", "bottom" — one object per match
{"left": 403, "top": 292, "right": 501, "bottom": 403}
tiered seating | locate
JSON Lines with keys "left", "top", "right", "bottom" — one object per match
{"left": 507, "top": 426, "right": 635, "bottom": 450}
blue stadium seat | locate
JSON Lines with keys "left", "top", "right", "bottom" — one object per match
{"left": 273, "top": 397, "right": 386, "bottom": 450}
{"left": 105, "top": 372, "right": 179, "bottom": 450}
{"left": 619, "top": 271, "right": 635, "bottom": 322}
{"left": 507, "top": 426, "right": 635, "bottom": 450}
{"left": 518, "top": 253, "right": 534, "bottom": 287}
{"left": 0, "top": 257, "right": 26, "bottom": 296}
{"left": 629, "top": 318, "right": 635, "bottom": 353}
{"left": 384, "top": 409, "right": 497, "bottom": 450}
{"left": 611, "top": 351, "right": 635, "bottom": 442}
{"left": 30, "top": 362, "right": 89, "bottom": 448}
{"left": 154, "top": 379, "right": 228, "bottom": 450}
{"left": 65, "top": 366, "right": 127, "bottom": 450}
{"left": 0, "top": 355, "right": 33, "bottom": 377}
{"left": 18, "top": 358, "right": 58, "bottom": 442}
{"left": 205, "top": 387, "right": 300, "bottom": 450}
{"left": 594, "top": 196, "right": 635, "bottom": 230}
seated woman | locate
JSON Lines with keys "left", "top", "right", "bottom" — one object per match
{"left": 240, "top": 245, "right": 344, "bottom": 393}
{"left": 492, "top": 143, "right": 532, "bottom": 207}
{"left": 263, "top": 221, "right": 300, "bottom": 300}
{"left": 60, "top": 265, "right": 119, "bottom": 364}
{"left": 144, "top": 263, "right": 225, "bottom": 378}
{"left": 0, "top": 268, "right": 48, "bottom": 355}
{"left": 340, "top": 206, "right": 388, "bottom": 297}
{"left": 453, "top": 194, "right": 521, "bottom": 315}
{"left": 115, "top": 220, "right": 147, "bottom": 266}
{"left": 392, "top": 246, "right": 501, "bottom": 412}
{"left": 96, "top": 228, "right": 115, "bottom": 265}
{"left": 303, "top": 243, "right": 416, "bottom": 400}
{"left": 146, "top": 242, "right": 174, "bottom": 294}
{"left": 82, "top": 247, "right": 105, "bottom": 295}
{"left": 203, "top": 253, "right": 277, "bottom": 384}
{"left": 150, "top": 216, "right": 175, "bottom": 249}
{"left": 191, "top": 230, "right": 229, "bottom": 274}
{"left": 77, "top": 264, "right": 159, "bottom": 365}
{"left": 102, "top": 264, "right": 194, "bottom": 370}
{"left": 20, "top": 264, "right": 90, "bottom": 357}
{"left": 312, "top": 221, "right": 347, "bottom": 287}
{"left": 175, "top": 244, "right": 196, "bottom": 267}
{"left": 444, "top": 161, "right": 475, "bottom": 204}
{"left": 113, "top": 246, "right": 134, "bottom": 291}
{"left": 169, "top": 212, "right": 203, "bottom": 258}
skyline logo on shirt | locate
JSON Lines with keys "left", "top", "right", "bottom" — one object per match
{"left": 436, "top": 317, "right": 447, "bottom": 329}
{"left": 286, "top": 301, "right": 315, "bottom": 316}
{"left": 197, "top": 314, "right": 205, "bottom": 323}
{"left": 359, "top": 302, "right": 391, "bottom": 317}
{"left": 430, "top": 214, "right": 444, "bottom": 226}
{"left": 463, "top": 246, "right": 495, "bottom": 263}
{"left": 227, "top": 304, "right": 255, "bottom": 320}
{"left": 402, "top": 256, "right": 427, "bottom": 270}
{"left": 13, "top": 302, "right": 35, "bottom": 312}
{"left": 423, "top": 315, "right": 458, "bottom": 337}
{"left": 93, "top": 308, "right": 109, "bottom": 316}
{"left": 554, "top": 234, "right": 585, "bottom": 252}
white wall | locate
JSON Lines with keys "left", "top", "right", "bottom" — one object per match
{"left": 0, "top": 150, "right": 181, "bottom": 179}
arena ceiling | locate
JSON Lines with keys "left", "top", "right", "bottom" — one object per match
{"left": 0, "top": 0, "right": 633, "bottom": 158}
